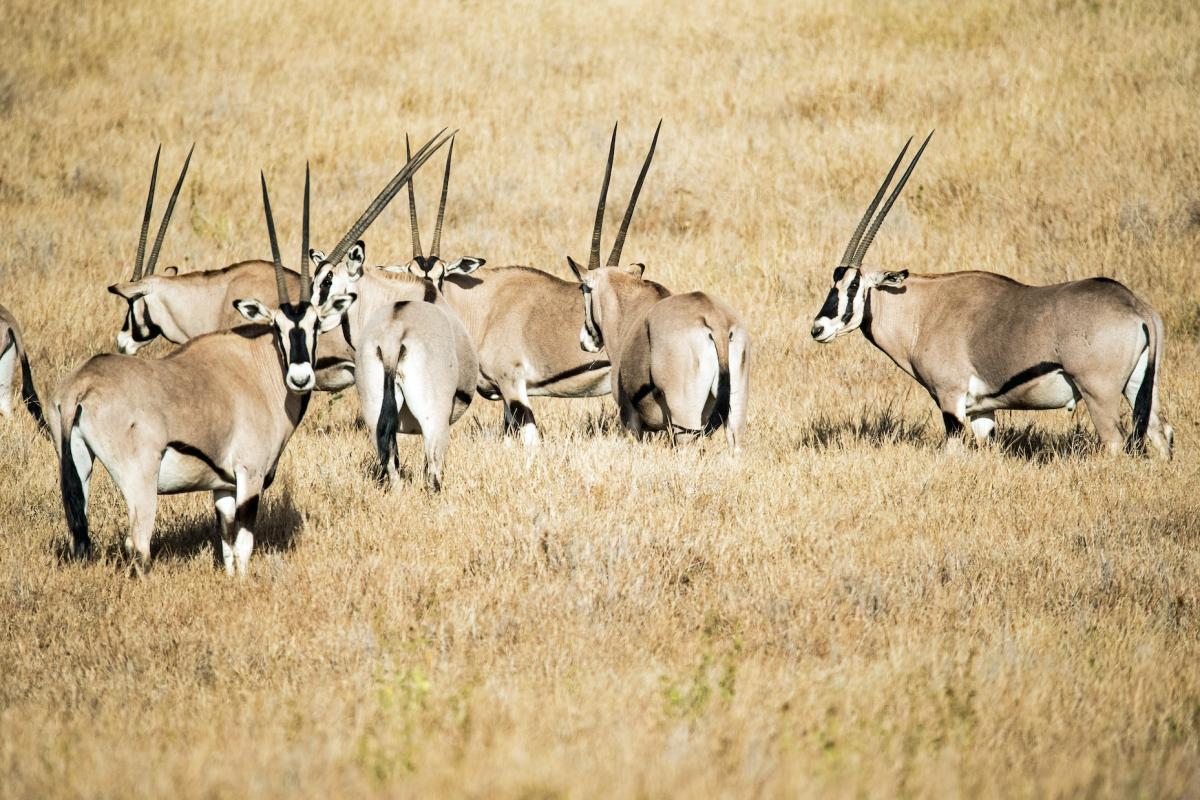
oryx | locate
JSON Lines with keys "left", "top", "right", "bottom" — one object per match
{"left": 311, "top": 138, "right": 479, "bottom": 490}
{"left": 0, "top": 304, "right": 47, "bottom": 432}
{"left": 810, "top": 133, "right": 1172, "bottom": 458}
{"left": 567, "top": 122, "right": 750, "bottom": 452}
{"left": 383, "top": 136, "right": 613, "bottom": 446}
{"left": 50, "top": 132, "right": 450, "bottom": 574}
{"left": 106, "top": 145, "right": 355, "bottom": 390}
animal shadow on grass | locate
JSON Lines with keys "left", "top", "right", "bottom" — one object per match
{"left": 994, "top": 422, "right": 1098, "bottom": 463}
{"left": 50, "top": 486, "right": 305, "bottom": 569}
{"left": 580, "top": 409, "right": 622, "bottom": 438}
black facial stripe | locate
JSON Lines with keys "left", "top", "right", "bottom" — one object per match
{"left": 423, "top": 281, "right": 438, "bottom": 303}
{"left": 816, "top": 289, "right": 840, "bottom": 320}
{"left": 287, "top": 325, "right": 310, "bottom": 365}
{"left": 130, "top": 300, "right": 161, "bottom": 342}
{"left": 833, "top": 266, "right": 849, "bottom": 282}
{"left": 318, "top": 273, "right": 333, "bottom": 305}
{"left": 840, "top": 273, "right": 861, "bottom": 324}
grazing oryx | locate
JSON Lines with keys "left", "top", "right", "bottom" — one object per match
{"left": 567, "top": 122, "right": 750, "bottom": 452}
{"left": 50, "top": 132, "right": 450, "bottom": 574}
{"left": 810, "top": 133, "right": 1172, "bottom": 459}
{"left": 312, "top": 139, "right": 479, "bottom": 490}
{"left": 380, "top": 136, "right": 612, "bottom": 446}
{"left": 0, "top": 304, "right": 47, "bottom": 433}
{"left": 106, "top": 145, "right": 355, "bottom": 390}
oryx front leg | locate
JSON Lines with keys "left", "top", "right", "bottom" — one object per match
{"left": 969, "top": 412, "right": 996, "bottom": 446}
{"left": 501, "top": 376, "right": 539, "bottom": 448}
{"left": 939, "top": 394, "right": 969, "bottom": 454}
{"left": 229, "top": 470, "right": 264, "bottom": 578}
{"left": 213, "top": 489, "right": 236, "bottom": 572}
{"left": 0, "top": 335, "right": 15, "bottom": 417}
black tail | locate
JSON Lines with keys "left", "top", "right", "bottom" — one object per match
{"left": 375, "top": 351, "right": 399, "bottom": 483}
{"left": 1131, "top": 323, "right": 1155, "bottom": 452}
{"left": 60, "top": 405, "right": 91, "bottom": 559}
{"left": 704, "top": 327, "right": 732, "bottom": 436}
{"left": 19, "top": 353, "right": 48, "bottom": 437}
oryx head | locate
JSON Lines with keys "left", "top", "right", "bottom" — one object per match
{"left": 233, "top": 166, "right": 355, "bottom": 393}
{"left": 393, "top": 133, "right": 484, "bottom": 288}
{"left": 566, "top": 120, "right": 662, "bottom": 353}
{"left": 109, "top": 145, "right": 193, "bottom": 354}
{"left": 811, "top": 132, "right": 932, "bottom": 343}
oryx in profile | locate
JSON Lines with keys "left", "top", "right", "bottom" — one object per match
{"left": 384, "top": 136, "right": 613, "bottom": 446}
{"left": 105, "top": 144, "right": 356, "bottom": 390}
{"left": 50, "top": 133, "right": 449, "bottom": 574}
{"left": 567, "top": 122, "right": 750, "bottom": 452}
{"left": 312, "top": 138, "right": 479, "bottom": 490}
{"left": 0, "top": 304, "right": 47, "bottom": 433}
{"left": 810, "top": 133, "right": 1172, "bottom": 458}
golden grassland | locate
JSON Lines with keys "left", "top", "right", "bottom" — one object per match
{"left": 2, "top": 0, "right": 1199, "bottom": 796}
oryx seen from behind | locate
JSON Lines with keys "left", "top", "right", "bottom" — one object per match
{"left": 312, "top": 138, "right": 479, "bottom": 490}
{"left": 568, "top": 122, "right": 750, "bottom": 452}
{"left": 0, "top": 304, "right": 47, "bottom": 433}
{"left": 810, "top": 133, "right": 1172, "bottom": 458}
{"left": 50, "top": 133, "right": 449, "bottom": 574}
{"left": 106, "top": 145, "right": 355, "bottom": 390}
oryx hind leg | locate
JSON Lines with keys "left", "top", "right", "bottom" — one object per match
{"left": 213, "top": 489, "right": 235, "bottom": 571}
{"left": 401, "top": 377, "right": 454, "bottom": 493}
{"left": 0, "top": 332, "right": 15, "bottom": 417}
{"left": 653, "top": 332, "right": 715, "bottom": 445}
{"left": 112, "top": 457, "right": 160, "bottom": 573}
{"left": 969, "top": 412, "right": 996, "bottom": 445}
{"left": 1076, "top": 383, "right": 1125, "bottom": 456}
{"left": 725, "top": 329, "right": 750, "bottom": 455}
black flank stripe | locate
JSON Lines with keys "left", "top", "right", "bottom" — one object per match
{"left": 988, "top": 361, "right": 1063, "bottom": 398}
{"left": 166, "top": 441, "right": 236, "bottom": 484}
{"left": 529, "top": 360, "right": 611, "bottom": 389}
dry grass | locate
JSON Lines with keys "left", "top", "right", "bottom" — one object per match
{"left": 2, "top": 0, "right": 1200, "bottom": 796}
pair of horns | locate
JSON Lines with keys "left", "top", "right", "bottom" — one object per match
{"left": 839, "top": 131, "right": 934, "bottom": 268}
{"left": 405, "top": 132, "right": 455, "bottom": 261}
{"left": 133, "top": 144, "right": 195, "bottom": 280}
{"left": 259, "top": 163, "right": 312, "bottom": 305}
{"left": 585, "top": 120, "right": 662, "bottom": 271}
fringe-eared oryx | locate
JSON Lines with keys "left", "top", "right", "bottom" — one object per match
{"left": 0, "top": 304, "right": 47, "bottom": 433}
{"left": 50, "top": 132, "right": 449, "bottom": 574}
{"left": 105, "top": 146, "right": 356, "bottom": 390}
{"left": 810, "top": 133, "right": 1172, "bottom": 458}
{"left": 311, "top": 140, "right": 479, "bottom": 490}
{"left": 567, "top": 122, "right": 750, "bottom": 452}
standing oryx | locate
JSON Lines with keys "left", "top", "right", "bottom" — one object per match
{"left": 0, "top": 304, "right": 47, "bottom": 432}
{"left": 567, "top": 122, "right": 750, "bottom": 452}
{"left": 50, "top": 131, "right": 450, "bottom": 574}
{"left": 383, "top": 135, "right": 613, "bottom": 446}
{"left": 312, "top": 138, "right": 479, "bottom": 490}
{"left": 106, "top": 145, "right": 355, "bottom": 390}
{"left": 810, "top": 133, "right": 1172, "bottom": 459}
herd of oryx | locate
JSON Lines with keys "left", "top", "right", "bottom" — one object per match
{"left": 0, "top": 125, "right": 1174, "bottom": 575}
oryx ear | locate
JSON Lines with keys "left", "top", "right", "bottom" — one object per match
{"left": 622, "top": 262, "right": 646, "bottom": 278}
{"left": 108, "top": 281, "right": 148, "bottom": 301}
{"left": 872, "top": 269, "right": 909, "bottom": 289}
{"left": 233, "top": 298, "right": 273, "bottom": 323}
{"left": 566, "top": 256, "right": 585, "bottom": 281}
{"left": 444, "top": 256, "right": 485, "bottom": 276}
{"left": 347, "top": 241, "right": 366, "bottom": 278}
{"left": 309, "top": 248, "right": 327, "bottom": 269}
{"left": 318, "top": 293, "right": 356, "bottom": 332}
{"left": 161, "top": 266, "right": 179, "bottom": 277}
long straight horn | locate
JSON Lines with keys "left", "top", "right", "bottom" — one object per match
{"left": 607, "top": 118, "right": 661, "bottom": 268}
{"left": 430, "top": 135, "right": 454, "bottom": 259}
{"left": 261, "top": 171, "right": 288, "bottom": 305}
{"left": 144, "top": 143, "right": 194, "bottom": 276}
{"left": 324, "top": 128, "right": 452, "bottom": 266}
{"left": 838, "top": 137, "right": 911, "bottom": 268}
{"left": 300, "top": 161, "right": 312, "bottom": 302}
{"left": 851, "top": 130, "right": 933, "bottom": 267}
{"left": 133, "top": 145, "right": 162, "bottom": 280}
{"left": 405, "top": 133, "right": 423, "bottom": 259}
{"left": 588, "top": 123, "right": 618, "bottom": 272}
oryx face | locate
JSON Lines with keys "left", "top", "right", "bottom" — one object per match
{"left": 402, "top": 255, "right": 485, "bottom": 289}
{"left": 577, "top": 271, "right": 605, "bottom": 353}
{"left": 234, "top": 294, "right": 355, "bottom": 393}
{"left": 811, "top": 267, "right": 908, "bottom": 343}
{"left": 109, "top": 281, "right": 162, "bottom": 354}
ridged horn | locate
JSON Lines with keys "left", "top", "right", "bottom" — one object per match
{"left": 300, "top": 162, "right": 312, "bottom": 302}
{"left": 260, "top": 171, "right": 288, "bottom": 306}
{"left": 324, "top": 128, "right": 452, "bottom": 266}
{"left": 587, "top": 123, "right": 618, "bottom": 272}
{"left": 405, "top": 133, "right": 422, "bottom": 260}
{"left": 838, "top": 137, "right": 911, "bottom": 268}
{"left": 132, "top": 145, "right": 161, "bottom": 281}
{"left": 606, "top": 119, "right": 661, "bottom": 267}
{"left": 430, "top": 135, "right": 454, "bottom": 259}
{"left": 144, "top": 143, "right": 194, "bottom": 276}
{"left": 851, "top": 131, "right": 933, "bottom": 267}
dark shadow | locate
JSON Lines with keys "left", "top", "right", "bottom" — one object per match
{"left": 796, "top": 408, "right": 931, "bottom": 451}
{"left": 994, "top": 422, "right": 1098, "bottom": 463}
{"left": 580, "top": 409, "right": 621, "bottom": 437}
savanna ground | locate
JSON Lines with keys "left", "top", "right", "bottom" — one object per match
{"left": 1, "top": 0, "right": 1199, "bottom": 796}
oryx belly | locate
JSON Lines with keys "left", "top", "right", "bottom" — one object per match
{"left": 964, "top": 368, "right": 1081, "bottom": 415}
{"left": 158, "top": 444, "right": 235, "bottom": 494}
